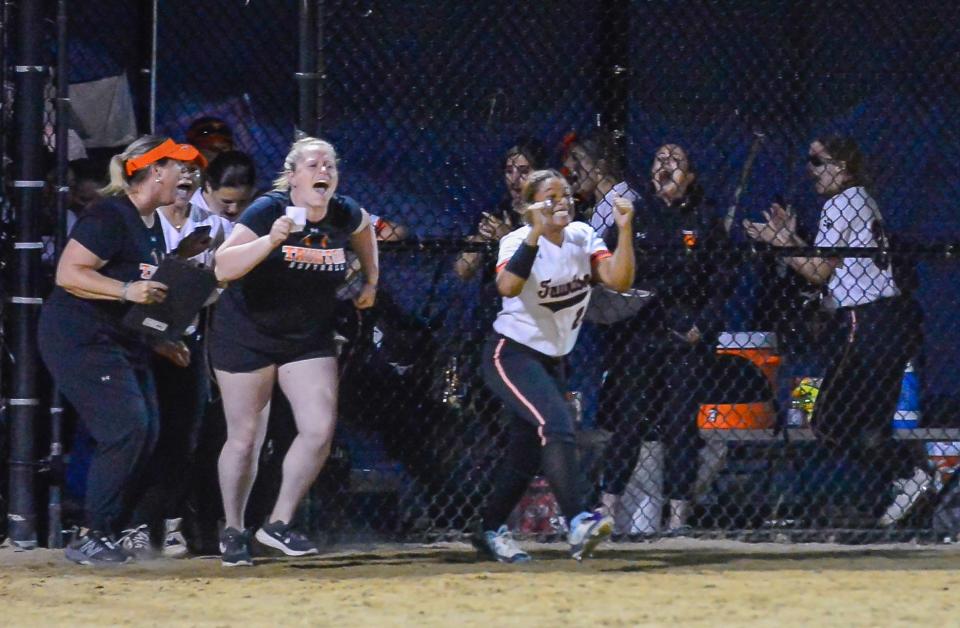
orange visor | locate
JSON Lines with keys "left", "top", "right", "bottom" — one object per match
{"left": 124, "top": 139, "right": 208, "bottom": 176}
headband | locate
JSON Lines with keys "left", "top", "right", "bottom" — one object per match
{"left": 124, "top": 139, "right": 208, "bottom": 176}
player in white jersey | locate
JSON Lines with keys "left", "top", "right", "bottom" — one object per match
{"left": 743, "top": 136, "right": 928, "bottom": 525}
{"left": 472, "top": 169, "right": 635, "bottom": 563}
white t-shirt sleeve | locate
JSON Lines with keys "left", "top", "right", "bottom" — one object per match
{"left": 814, "top": 196, "right": 849, "bottom": 248}
{"left": 496, "top": 229, "right": 525, "bottom": 272}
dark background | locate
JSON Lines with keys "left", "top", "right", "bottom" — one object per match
{"left": 57, "top": 0, "right": 960, "bottom": 404}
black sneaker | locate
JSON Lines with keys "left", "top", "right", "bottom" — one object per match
{"left": 219, "top": 527, "right": 253, "bottom": 567}
{"left": 65, "top": 529, "right": 131, "bottom": 565}
{"left": 255, "top": 520, "right": 318, "bottom": 556}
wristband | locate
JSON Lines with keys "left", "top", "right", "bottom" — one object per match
{"left": 120, "top": 281, "right": 132, "bottom": 303}
{"left": 505, "top": 243, "right": 538, "bottom": 279}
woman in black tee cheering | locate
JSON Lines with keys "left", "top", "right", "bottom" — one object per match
{"left": 38, "top": 135, "right": 206, "bottom": 565}
{"left": 210, "top": 136, "right": 378, "bottom": 566}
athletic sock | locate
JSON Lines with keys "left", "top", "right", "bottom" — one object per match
{"left": 542, "top": 440, "right": 586, "bottom": 523}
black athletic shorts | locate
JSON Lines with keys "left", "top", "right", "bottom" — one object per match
{"left": 209, "top": 326, "right": 337, "bottom": 372}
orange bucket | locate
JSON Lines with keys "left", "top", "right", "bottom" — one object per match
{"left": 715, "top": 331, "right": 781, "bottom": 389}
{"left": 698, "top": 402, "right": 775, "bottom": 429}
{"left": 699, "top": 332, "right": 780, "bottom": 429}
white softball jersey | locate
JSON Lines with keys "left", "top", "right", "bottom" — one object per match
{"left": 493, "top": 222, "right": 611, "bottom": 356}
{"left": 814, "top": 185, "right": 900, "bottom": 308}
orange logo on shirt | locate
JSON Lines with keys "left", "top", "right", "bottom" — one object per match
{"left": 682, "top": 230, "right": 698, "bottom": 249}
{"left": 301, "top": 233, "right": 329, "bottom": 248}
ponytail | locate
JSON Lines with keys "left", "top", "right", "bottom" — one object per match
{"left": 98, "top": 135, "right": 170, "bottom": 196}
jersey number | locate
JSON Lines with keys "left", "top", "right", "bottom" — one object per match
{"left": 571, "top": 306, "right": 586, "bottom": 330}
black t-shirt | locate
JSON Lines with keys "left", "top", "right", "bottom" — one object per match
{"left": 606, "top": 183, "right": 733, "bottom": 340}
{"left": 214, "top": 190, "right": 363, "bottom": 345}
{"left": 45, "top": 195, "right": 166, "bottom": 346}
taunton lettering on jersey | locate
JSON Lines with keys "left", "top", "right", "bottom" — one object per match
{"left": 538, "top": 273, "right": 591, "bottom": 312}
{"left": 281, "top": 245, "right": 347, "bottom": 271}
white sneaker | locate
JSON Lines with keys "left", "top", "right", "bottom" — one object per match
{"left": 568, "top": 511, "right": 613, "bottom": 561}
{"left": 879, "top": 467, "right": 933, "bottom": 527}
{"left": 118, "top": 524, "right": 154, "bottom": 560}
{"left": 472, "top": 525, "right": 531, "bottom": 563}
{"left": 162, "top": 518, "right": 189, "bottom": 558}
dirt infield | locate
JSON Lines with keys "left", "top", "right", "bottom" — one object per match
{"left": 2, "top": 539, "right": 960, "bottom": 626}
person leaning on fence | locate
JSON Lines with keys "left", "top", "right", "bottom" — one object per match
{"left": 743, "top": 135, "right": 931, "bottom": 526}
{"left": 190, "top": 149, "right": 258, "bottom": 224}
{"left": 208, "top": 136, "right": 379, "bottom": 567}
{"left": 37, "top": 135, "right": 206, "bottom": 565}
{"left": 594, "top": 144, "right": 734, "bottom": 535}
{"left": 472, "top": 169, "right": 634, "bottom": 563}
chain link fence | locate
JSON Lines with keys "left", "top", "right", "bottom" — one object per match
{"left": 4, "top": 0, "right": 960, "bottom": 549}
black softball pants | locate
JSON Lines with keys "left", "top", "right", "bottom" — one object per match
{"left": 479, "top": 335, "right": 585, "bottom": 530}
{"left": 38, "top": 308, "right": 159, "bottom": 535}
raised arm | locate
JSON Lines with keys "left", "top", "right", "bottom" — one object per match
{"left": 455, "top": 211, "right": 513, "bottom": 281}
{"left": 743, "top": 203, "right": 840, "bottom": 286}
{"left": 594, "top": 197, "right": 635, "bottom": 292}
{"left": 214, "top": 218, "right": 292, "bottom": 282}
{"left": 496, "top": 205, "right": 545, "bottom": 298}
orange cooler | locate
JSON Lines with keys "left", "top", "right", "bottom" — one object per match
{"left": 698, "top": 332, "right": 780, "bottom": 430}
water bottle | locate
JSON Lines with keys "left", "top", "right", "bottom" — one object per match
{"left": 892, "top": 360, "right": 920, "bottom": 429}
{"left": 786, "top": 397, "right": 807, "bottom": 427}
{"left": 787, "top": 377, "right": 821, "bottom": 427}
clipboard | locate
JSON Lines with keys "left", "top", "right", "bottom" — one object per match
{"left": 583, "top": 286, "right": 656, "bottom": 325}
{"left": 122, "top": 256, "right": 218, "bottom": 340}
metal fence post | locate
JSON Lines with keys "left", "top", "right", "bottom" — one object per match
{"left": 296, "top": 0, "right": 319, "bottom": 139}
{"left": 8, "top": 0, "right": 46, "bottom": 550}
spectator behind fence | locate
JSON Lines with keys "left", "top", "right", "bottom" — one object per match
{"left": 37, "top": 136, "right": 206, "bottom": 565}
{"left": 186, "top": 116, "right": 236, "bottom": 163}
{"left": 561, "top": 129, "right": 640, "bottom": 231}
{"left": 454, "top": 138, "right": 548, "bottom": 281}
{"left": 190, "top": 150, "right": 258, "bottom": 224}
{"left": 472, "top": 169, "right": 634, "bottom": 563}
{"left": 209, "top": 136, "right": 378, "bottom": 567}
{"left": 594, "top": 144, "right": 734, "bottom": 535}
{"left": 116, "top": 159, "right": 233, "bottom": 559}
{"left": 743, "top": 135, "right": 930, "bottom": 525}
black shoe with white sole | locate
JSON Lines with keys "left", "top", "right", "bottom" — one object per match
{"left": 219, "top": 526, "right": 254, "bottom": 567}
{"left": 255, "top": 520, "right": 318, "bottom": 556}
{"left": 65, "top": 529, "right": 131, "bottom": 565}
